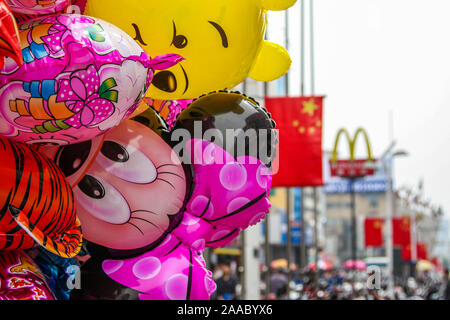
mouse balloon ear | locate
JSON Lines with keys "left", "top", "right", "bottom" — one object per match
{"left": 248, "top": 40, "right": 292, "bottom": 82}
{"left": 261, "top": 0, "right": 297, "bottom": 11}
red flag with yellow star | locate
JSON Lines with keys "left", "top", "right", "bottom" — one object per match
{"left": 402, "top": 244, "right": 412, "bottom": 261}
{"left": 265, "top": 96, "right": 324, "bottom": 187}
{"left": 364, "top": 218, "right": 384, "bottom": 247}
{"left": 417, "top": 242, "right": 428, "bottom": 260}
{"left": 393, "top": 217, "right": 411, "bottom": 247}
{"left": 401, "top": 243, "right": 428, "bottom": 261}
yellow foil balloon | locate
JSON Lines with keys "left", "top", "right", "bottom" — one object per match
{"left": 84, "top": 0, "right": 296, "bottom": 100}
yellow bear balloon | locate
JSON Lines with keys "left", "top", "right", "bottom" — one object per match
{"left": 84, "top": 0, "right": 296, "bottom": 100}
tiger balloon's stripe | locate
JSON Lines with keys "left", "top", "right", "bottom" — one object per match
{"left": 0, "top": 136, "right": 82, "bottom": 258}
{"left": 9, "top": 207, "right": 82, "bottom": 259}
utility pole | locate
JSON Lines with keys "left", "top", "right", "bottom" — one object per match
{"left": 263, "top": 80, "right": 271, "bottom": 299}
{"left": 240, "top": 78, "right": 264, "bottom": 300}
{"left": 241, "top": 79, "right": 248, "bottom": 300}
{"left": 299, "top": 0, "right": 307, "bottom": 272}
{"left": 382, "top": 139, "right": 408, "bottom": 299}
{"left": 284, "top": 7, "right": 293, "bottom": 299}
{"left": 385, "top": 158, "right": 395, "bottom": 299}
{"left": 350, "top": 178, "right": 357, "bottom": 267}
{"left": 313, "top": 187, "right": 320, "bottom": 290}
{"left": 310, "top": 0, "right": 320, "bottom": 289}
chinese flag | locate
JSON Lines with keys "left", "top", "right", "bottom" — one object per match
{"left": 393, "top": 217, "right": 411, "bottom": 246}
{"left": 265, "top": 96, "right": 324, "bottom": 187}
{"left": 364, "top": 218, "right": 384, "bottom": 247}
{"left": 402, "top": 243, "right": 428, "bottom": 261}
{"left": 402, "top": 244, "right": 412, "bottom": 261}
{"left": 417, "top": 242, "right": 428, "bottom": 260}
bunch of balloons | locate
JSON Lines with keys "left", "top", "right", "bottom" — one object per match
{"left": 0, "top": 0, "right": 295, "bottom": 300}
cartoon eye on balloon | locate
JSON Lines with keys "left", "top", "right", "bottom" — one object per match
{"left": 74, "top": 140, "right": 161, "bottom": 226}
{"left": 84, "top": 0, "right": 296, "bottom": 100}
{"left": 97, "top": 140, "right": 159, "bottom": 184}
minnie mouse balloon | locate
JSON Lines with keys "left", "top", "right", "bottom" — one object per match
{"left": 48, "top": 108, "right": 213, "bottom": 300}
{"left": 0, "top": 14, "right": 183, "bottom": 145}
{"left": 46, "top": 92, "right": 276, "bottom": 300}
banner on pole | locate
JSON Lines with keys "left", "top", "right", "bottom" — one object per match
{"left": 265, "top": 96, "right": 324, "bottom": 187}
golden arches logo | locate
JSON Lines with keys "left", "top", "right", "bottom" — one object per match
{"left": 331, "top": 127, "right": 373, "bottom": 162}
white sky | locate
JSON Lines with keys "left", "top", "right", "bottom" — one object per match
{"left": 268, "top": 0, "right": 450, "bottom": 217}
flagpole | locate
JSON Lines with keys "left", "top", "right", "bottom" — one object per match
{"left": 264, "top": 81, "right": 271, "bottom": 299}
{"left": 309, "top": 0, "right": 320, "bottom": 285}
{"left": 299, "top": 0, "right": 307, "bottom": 274}
{"left": 263, "top": 24, "right": 271, "bottom": 297}
{"left": 284, "top": 8, "right": 293, "bottom": 299}
{"left": 310, "top": 0, "right": 316, "bottom": 95}
{"left": 385, "top": 159, "right": 395, "bottom": 299}
{"left": 385, "top": 110, "right": 395, "bottom": 299}
{"left": 350, "top": 178, "right": 357, "bottom": 275}
{"left": 241, "top": 79, "right": 247, "bottom": 300}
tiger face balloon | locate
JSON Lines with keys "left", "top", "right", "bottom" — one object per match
{"left": 0, "top": 136, "right": 82, "bottom": 258}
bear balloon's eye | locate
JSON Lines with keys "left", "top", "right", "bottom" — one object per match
{"left": 173, "top": 34, "right": 188, "bottom": 49}
{"left": 171, "top": 21, "right": 188, "bottom": 49}
{"left": 78, "top": 175, "right": 105, "bottom": 199}
{"left": 101, "top": 141, "right": 130, "bottom": 163}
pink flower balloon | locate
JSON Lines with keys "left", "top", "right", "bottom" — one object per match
{"left": 0, "top": 14, "right": 183, "bottom": 145}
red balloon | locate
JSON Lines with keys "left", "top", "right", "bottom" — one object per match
{"left": 0, "top": 136, "right": 82, "bottom": 258}
{"left": 0, "top": 0, "right": 22, "bottom": 68}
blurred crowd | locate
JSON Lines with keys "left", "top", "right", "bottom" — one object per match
{"left": 262, "top": 268, "right": 450, "bottom": 300}
{"left": 210, "top": 261, "right": 450, "bottom": 300}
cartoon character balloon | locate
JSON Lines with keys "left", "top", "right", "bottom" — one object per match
{"left": 0, "top": 14, "right": 183, "bottom": 145}
{"left": 57, "top": 109, "right": 210, "bottom": 300}
{"left": 0, "top": 135, "right": 82, "bottom": 258}
{"left": 46, "top": 91, "right": 277, "bottom": 300}
{"left": 83, "top": 0, "right": 296, "bottom": 100}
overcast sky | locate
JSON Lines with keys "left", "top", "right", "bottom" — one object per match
{"left": 268, "top": 0, "right": 450, "bottom": 217}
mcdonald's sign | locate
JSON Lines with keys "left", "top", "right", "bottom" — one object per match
{"left": 329, "top": 128, "right": 377, "bottom": 178}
